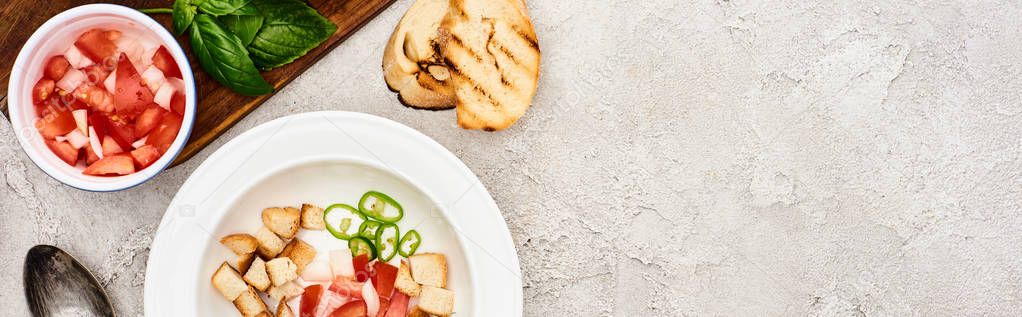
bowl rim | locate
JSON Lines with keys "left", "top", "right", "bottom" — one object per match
{"left": 7, "top": 3, "right": 197, "bottom": 192}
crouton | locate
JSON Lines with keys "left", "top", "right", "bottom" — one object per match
{"left": 418, "top": 285, "right": 454, "bottom": 316}
{"left": 300, "top": 203, "right": 325, "bottom": 230}
{"left": 279, "top": 238, "right": 316, "bottom": 274}
{"left": 276, "top": 299, "right": 295, "bottom": 317}
{"left": 235, "top": 253, "right": 256, "bottom": 275}
{"left": 254, "top": 226, "right": 286, "bottom": 259}
{"left": 395, "top": 259, "right": 421, "bottom": 296}
{"left": 262, "top": 207, "right": 301, "bottom": 239}
{"left": 409, "top": 253, "right": 447, "bottom": 288}
{"left": 220, "top": 233, "right": 259, "bottom": 255}
{"left": 267, "top": 281, "right": 305, "bottom": 301}
{"left": 243, "top": 257, "right": 271, "bottom": 291}
{"left": 266, "top": 257, "right": 299, "bottom": 286}
{"left": 211, "top": 262, "right": 248, "bottom": 301}
{"left": 407, "top": 306, "right": 431, "bottom": 317}
{"left": 233, "top": 286, "right": 268, "bottom": 317}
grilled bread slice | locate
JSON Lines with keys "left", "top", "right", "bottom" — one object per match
{"left": 383, "top": 0, "right": 456, "bottom": 110}
{"left": 440, "top": 0, "right": 540, "bottom": 131}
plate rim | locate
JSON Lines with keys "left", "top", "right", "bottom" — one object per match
{"left": 143, "top": 111, "right": 523, "bottom": 316}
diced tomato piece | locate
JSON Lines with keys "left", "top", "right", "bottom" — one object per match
{"left": 74, "top": 29, "right": 119, "bottom": 63}
{"left": 375, "top": 298, "right": 389, "bottom": 317}
{"left": 151, "top": 46, "right": 182, "bottom": 79}
{"left": 83, "top": 154, "right": 134, "bottom": 176}
{"left": 134, "top": 105, "right": 166, "bottom": 136}
{"left": 45, "top": 139, "right": 79, "bottom": 166}
{"left": 73, "top": 84, "right": 115, "bottom": 113}
{"left": 44, "top": 56, "right": 71, "bottom": 80}
{"left": 130, "top": 145, "right": 160, "bottom": 168}
{"left": 89, "top": 113, "right": 135, "bottom": 150}
{"left": 35, "top": 108, "right": 77, "bottom": 139}
{"left": 113, "top": 53, "right": 155, "bottom": 119}
{"left": 370, "top": 262, "right": 397, "bottom": 299}
{"left": 170, "top": 92, "right": 185, "bottom": 115}
{"left": 82, "top": 63, "right": 113, "bottom": 84}
{"left": 85, "top": 144, "right": 100, "bottom": 164}
{"left": 329, "top": 277, "right": 364, "bottom": 299}
{"left": 145, "top": 113, "right": 181, "bottom": 154}
{"left": 330, "top": 300, "right": 367, "bottom": 317}
{"left": 353, "top": 254, "right": 372, "bottom": 283}
{"left": 102, "top": 135, "right": 124, "bottom": 156}
{"left": 382, "top": 292, "right": 408, "bottom": 317}
{"left": 32, "top": 78, "right": 55, "bottom": 105}
{"left": 300, "top": 284, "right": 325, "bottom": 317}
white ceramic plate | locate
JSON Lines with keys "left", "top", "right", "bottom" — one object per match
{"left": 144, "top": 111, "right": 522, "bottom": 316}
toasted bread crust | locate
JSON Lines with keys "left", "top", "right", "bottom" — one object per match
{"left": 440, "top": 0, "right": 540, "bottom": 131}
{"left": 384, "top": 0, "right": 456, "bottom": 110}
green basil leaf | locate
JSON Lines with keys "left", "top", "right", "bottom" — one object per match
{"left": 189, "top": 14, "right": 272, "bottom": 96}
{"left": 247, "top": 0, "right": 336, "bottom": 70}
{"left": 197, "top": 0, "right": 250, "bottom": 16}
{"left": 218, "top": 3, "right": 263, "bottom": 46}
{"left": 172, "top": 0, "right": 197, "bottom": 35}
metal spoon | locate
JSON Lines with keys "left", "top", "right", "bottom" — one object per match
{"left": 24, "top": 245, "right": 115, "bottom": 317}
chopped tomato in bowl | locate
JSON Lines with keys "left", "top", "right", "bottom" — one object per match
{"left": 7, "top": 4, "right": 195, "bottom": 191}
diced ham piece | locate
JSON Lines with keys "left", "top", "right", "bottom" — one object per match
{"left": 329, "top": 277, "right": 364, "bottom": 299}
{"left": 382, "top": 292, "right": 409, "bottom": 317}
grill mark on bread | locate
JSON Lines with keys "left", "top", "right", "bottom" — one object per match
{"left": 447, "top": 34, "right": 484, "bottom": 64}
{"left": 511, "top": 24, "right": 539, "bottom": 50}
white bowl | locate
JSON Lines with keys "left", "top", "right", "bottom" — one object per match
{"left": 197, "top": 156, "right": 475, "bottom": 315}
{"left": 7, "top": 4, "right": 196, "bottom": 192}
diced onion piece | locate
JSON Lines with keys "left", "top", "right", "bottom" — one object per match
{"left": 65, "top": 46, "right": 94, "bottom": 68}
{"left": 166, "top": 77, "right": 185, "bottom": 92}
{"left": 141, "top": 65, "right": 166, "bottom": 93}
{"left": 363, "top": 280, "right": 379, "bottom": 317}
{"left": 300, "top": 261, "right": 333, "bottom": 282}
{"left": 103, "top": 69, "right": 116, "bottom": 93}
{"left": 56, "top": 69, "right": 87, "bottom": 93}
{"left": 63, "top": 129, "right": 89, "bottom": 149}
{"left": 131, "top": 136, "right": 148, "bottom": 149}
{"left": 329, "top": 250, "right": 354, "bottom": 278}
{"left": 153, "top": 83, "right": 175, "bottom": 110}
{"left": 72, "top": 109, "right": 88, "bottom": 134}
{"left": 88, "top": 126, "right": 104, "bottom": 159}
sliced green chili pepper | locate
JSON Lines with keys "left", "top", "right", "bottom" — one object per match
{"left": 348, "top": 236, "right": 377, "bottom": 261}
{"left": 358, "top": 191, "right": 404, "bottom": 223}
{"left": 323, "top": 204, "right": 366, "bottom": 240}
{"left": 375, "top": 223, "right": 400, "bottom": 262}
{"left": 398, "top": 229, "right": 421, "bottom": 258}
{"left": 358, "top": 220, "right": 382, "bottom": 240}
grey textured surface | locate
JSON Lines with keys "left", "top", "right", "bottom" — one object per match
{"left": 2, "top": 0, "right": 1022, "bottom": 316}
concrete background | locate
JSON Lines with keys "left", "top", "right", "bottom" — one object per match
{"left": 3, "top": 0, "right": 1022, "bottom": 315}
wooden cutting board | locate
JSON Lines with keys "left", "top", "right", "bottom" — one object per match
{"left": 0, "top": 0, "right": 393, "bottom": 166}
